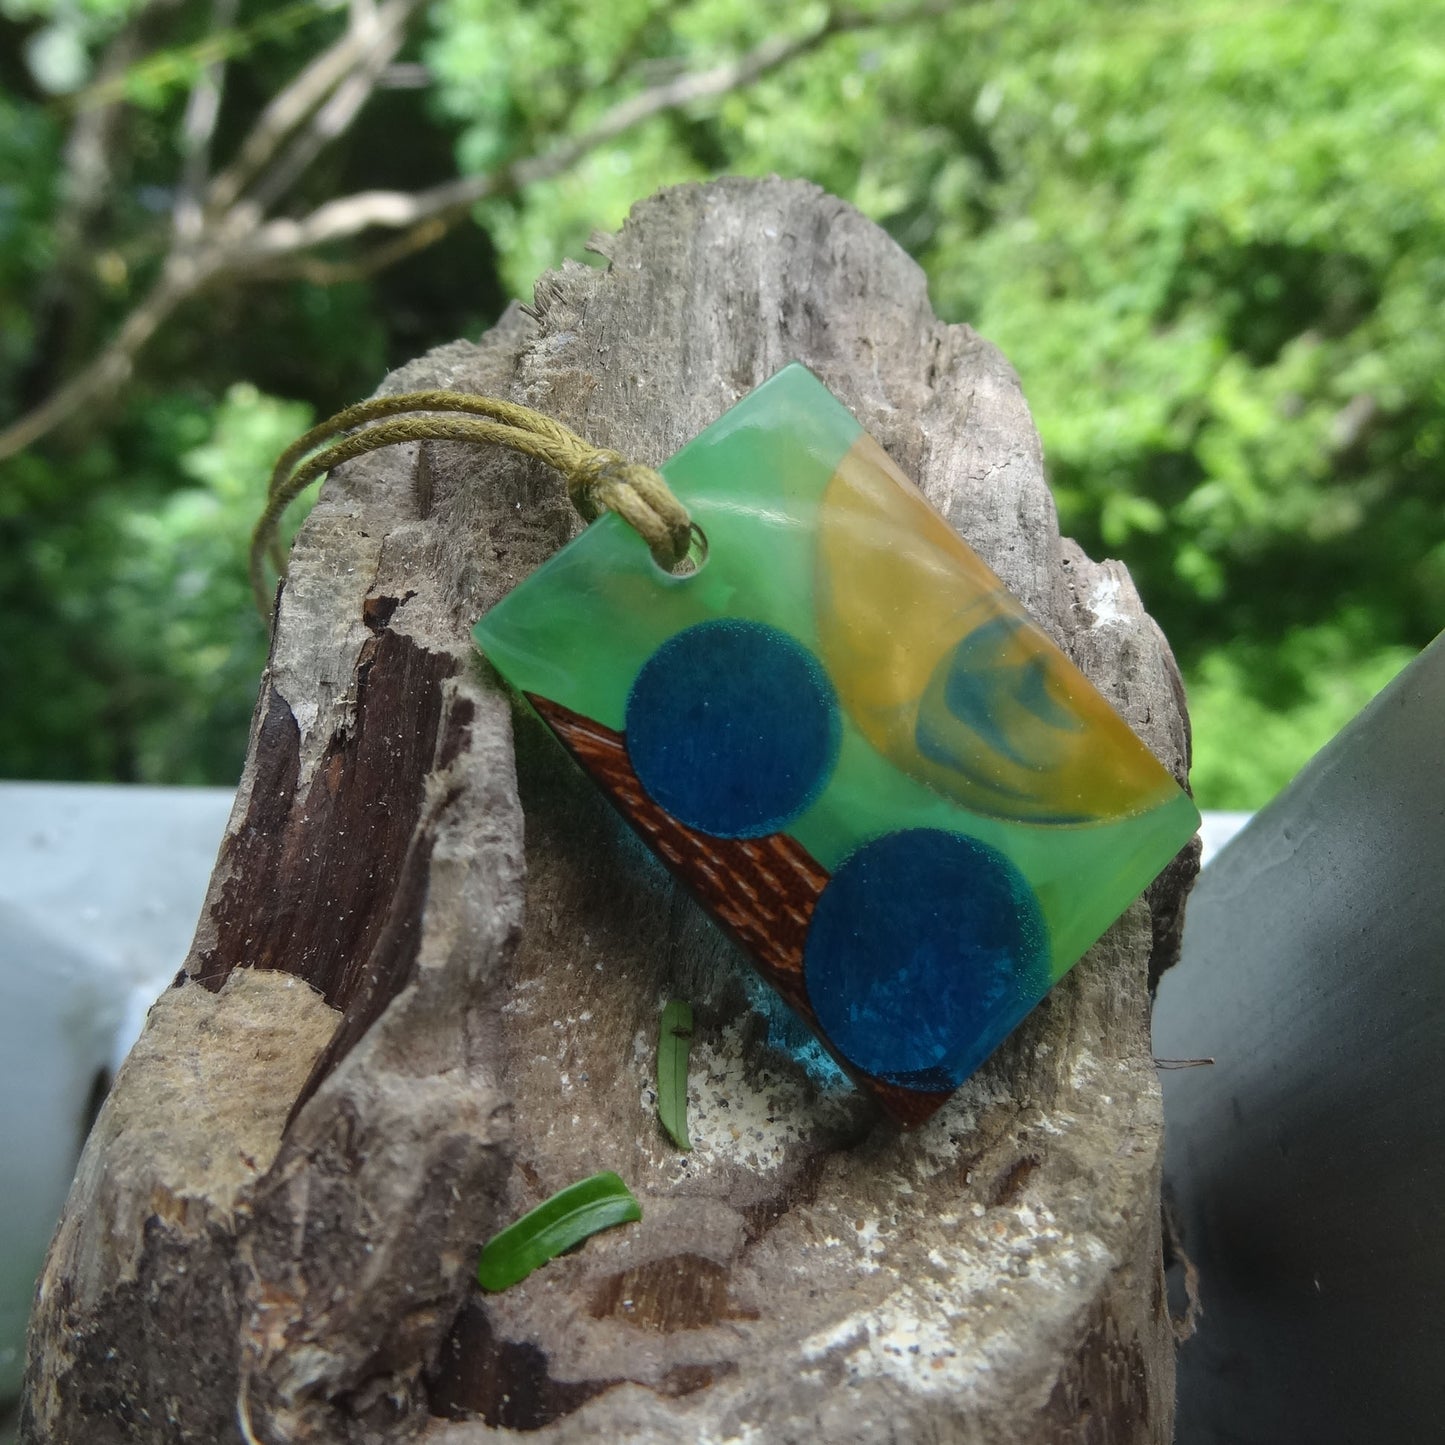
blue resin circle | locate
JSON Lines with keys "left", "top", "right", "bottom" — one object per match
{"left": 804, "top": 829, "right": 1048, "bottom": 1086}
{"left": 625, "top": 619, "right": 840, "bottom": 839}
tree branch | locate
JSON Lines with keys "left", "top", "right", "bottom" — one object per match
{"left": 248, "top": 216, "right": 450, "bottom": 285}
{"left": 241, "top": 0, "right": 413, "bottom": 218}
{"left": 203, "top": 0, "right": 424, "bottom": 217}
{"left": 174, "top": 0, "right": 240, "bottom": 244}
{"left": 2, "top": 0, "right": 947, "bottom": 463}
{"left": 242, "top": 0, "right": 947, "bottom": 262}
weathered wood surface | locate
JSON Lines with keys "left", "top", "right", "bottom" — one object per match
{"left": 21, "top": 177, "right": 1198, "bottom": 1445}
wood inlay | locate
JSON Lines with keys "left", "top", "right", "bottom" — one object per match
{"left": 528, "top": 694, "right": 828, "bottom": 1017}
{"left": 526, "top": 693, "right": 951, "bottom": 1126}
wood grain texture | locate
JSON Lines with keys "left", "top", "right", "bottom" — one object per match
{"left": 21, "top": 178, "right": 1196, "bottom": 1445}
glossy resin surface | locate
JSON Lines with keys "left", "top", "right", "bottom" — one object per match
{"left": 474, "top": 365, "right": 1198, "bottom": 1124}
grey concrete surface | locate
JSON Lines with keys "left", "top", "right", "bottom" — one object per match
{"left": 1156, "top": 634, "right": 1443, "bottom": 1444}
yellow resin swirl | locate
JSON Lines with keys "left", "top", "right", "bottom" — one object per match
{"left": 815, "top": 436, "right": 1178, "bottom": 825}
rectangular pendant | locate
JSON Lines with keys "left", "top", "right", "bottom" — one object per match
{"left": 474, "top": 365, "right": 1198, "bottom": 1125}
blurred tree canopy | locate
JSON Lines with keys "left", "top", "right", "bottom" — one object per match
{"left": 0, "top": 0, "right": 1439, "bottom": 804}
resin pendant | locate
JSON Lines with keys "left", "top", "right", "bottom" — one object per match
{"left": 473, "top": 365, "right": 1198, "bottom": 1125}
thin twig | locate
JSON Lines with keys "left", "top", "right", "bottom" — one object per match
{"left": 204, "top": 0, "right": 424, "bottom": 216}
{"left": 174, "top": 0, "right": 240, "bottom": 243}
{"left": 251, "top": 216, "right": 449, "bottom": 284}
{"left": 242, "top": 0, "right": 414, "bottom": 216}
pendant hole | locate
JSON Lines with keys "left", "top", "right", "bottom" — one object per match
{"left": 661, "top": 523, "right": 709, "bottom": 578}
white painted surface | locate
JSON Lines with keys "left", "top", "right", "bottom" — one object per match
{"left": 0, "top": 783, "right": 233, "bottom": 1401}
{"left": 1198, "top": 809, "right": 1252, "bottom": 867}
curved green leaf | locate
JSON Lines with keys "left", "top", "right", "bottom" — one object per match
{"left": 657, "top": 1000, "right": 694, "bottom": 1151}
{"left": 477, "top": 1171, "right": 642, "bottom": 1292}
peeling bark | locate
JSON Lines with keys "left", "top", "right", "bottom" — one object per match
{"left": 21, "top": 178, "right": 1196, "bottom": 1444}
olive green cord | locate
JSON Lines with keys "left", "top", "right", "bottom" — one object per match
{"left": 249, "top": 389, "right": 692, "bottom": 620}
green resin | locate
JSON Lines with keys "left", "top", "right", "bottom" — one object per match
{"left": 475, "top": 364, "right": 1199, "bottom": 1094}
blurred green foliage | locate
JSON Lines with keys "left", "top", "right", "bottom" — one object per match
{"left": 1, "top": 0, "right": 1440, "bottom": 806}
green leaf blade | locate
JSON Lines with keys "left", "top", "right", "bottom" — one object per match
{"left": 658, "top": 999, "right": 694, "bottom": 1151}
{"left": 477, "top": 1171, "right": 642, "bottom": 1293}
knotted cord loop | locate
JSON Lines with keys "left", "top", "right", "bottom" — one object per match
{"left": 572, "top": 448, "right": 692, "bottom": 548}
{"left": 249, "top": 390, "right": 692, "bottom": 621}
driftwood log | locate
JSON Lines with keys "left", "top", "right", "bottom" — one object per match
{"left": 21, "top": 178, "right": 1198, "bottom": 1444}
